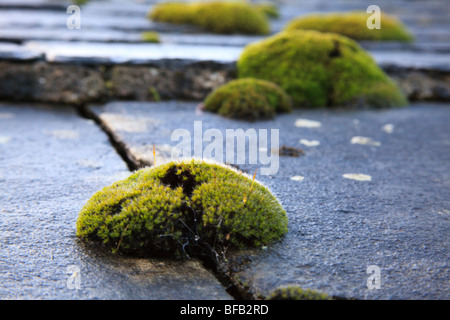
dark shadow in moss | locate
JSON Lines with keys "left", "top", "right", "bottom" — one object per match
{"left": 159, "top": 164, "right": 198, "bottom": 197}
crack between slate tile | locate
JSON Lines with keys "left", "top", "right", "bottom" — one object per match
{"left": 74, "top": 103, "right": 355, "bottom": 301}
{"left": 75, "top": 103, "right": 256, "bottom": 300}
{"left": 75, "top": 104, "right": 144, "bottom": 172}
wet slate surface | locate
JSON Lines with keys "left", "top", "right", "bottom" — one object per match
{"left": 0, "top": 0, "right": 449, "bottom": 70}
{"left": 14, "top": 38, "right": 446, "bottom": 72}
{"left": 0, "top": 0, "right": 449, "bottom": 301}
{"left": 1, "top": 0, "right": 449, "bottom": 43}
{"left": 18, "top": 40, "right": 450, "bottom": 71}
{"left": 89, "top": 100, "right": 450, "bottom": 299}
{"left": 24, "top": 40, "right": 243, "bottom": 65}
{"left": 0, "top": 42, "right": 43, "bottom": 61}
{"left": 0, "top": 103, "right": 231, "bottom": 299}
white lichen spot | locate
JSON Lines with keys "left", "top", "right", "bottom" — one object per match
{"left": 290, "top": 175, "right": 305, "bottom": 181}
{"left": 382, "top": 124, "right": 394, "bottom": 134}
{"left": 0, "top": 136, "right": 12, "bottom": 144}
{"left": 149, "top": 68, "right": 159, "bottom": 77}
{"left": 76, "top": 159, "right": 103, "bottom": 169}
{"left": 350, "top": 136, "right": 381, "bottom": 147}
{"left": 299, "top": 139, "right": 320, "bottom": 147}
{"left": 83, "top": 119, "right": 95, "bottom": 125}
{"left": 0, "top": 112, "right": 14, "bottom": 119}
{"left": 343, "top": 173, "right": 372, "bottom": 181}
{"left": 294, "top": 119, "right": 322, "bottom": 128}
{"left": 48, "top": 130, "right": 79, "bottom": 140}
{"left": 99, "top": 113, "right": 160, "bottom": 133}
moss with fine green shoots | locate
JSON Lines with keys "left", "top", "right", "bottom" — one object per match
{"left": 76, "top": 159, "right": 288, "bottom": 258}
{"left": 141, "top": 31, "right": 161, "bottom": 43}
{"left": 268, "top": 286, "right": 331, "bottom": 300}
{"left": 204, "top": 78, "right": 292, "bottom": 121}
{"left": 238, "top": 30, "right": 408, "bottom": 108}
{"left": 148, "top": 1, "right": 270, "bottom": 35}
{"left": 285, "top": 11, "right": 414, "bottom": 42}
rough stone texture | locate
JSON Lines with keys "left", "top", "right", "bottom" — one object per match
{"left": 1, "top": 58, "right": 449, "bottom": 104}
{"left": 387, "top": 69, "right": 450, "bottom": 101}
{"left": 0, "top": 0, "right": 449, "bottom": 103}
{"left": 110, "top": 65, "right": 178, "bottom": 101}
{"left": 32, "top": 62, "right": 106, "bottom": 103}
{"left": 0, "top": 102, "right": 231, "bottom": 299}
{"left": 0, "top": 60, "right": 235, "bottom": 103}
{"left": 89, "top": 100, "right": 449, "bottom": 300}
{"left": 110, "top": 63, "right": 234, "bottom": 101}
{"left": 0, "top": 61, "right": 105, "bottom": 104}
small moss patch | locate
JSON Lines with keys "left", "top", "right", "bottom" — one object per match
{"left": 148, "top": 1, "right": 270, "bottom": 35}
{"left": 204, "top": 78, "right": 292, "bottom": 121}
{"left": 285, "top": 11, "right": 414, "bottom": 42}
{"left": 76, "top": 159, "right": 288, "bottom": 259}
{"left": 72, "top": 0, "right": 89, "bottom": 5}
{"left": 238, "top": 30, "right": 408, "bottom": 108}
{"left": 141, "top": 31, "right": 161, "bottom": 43}
{"left": 148, "top": 86, "right": 161, "bottom": 101}
{"left": 268, "top": 286, "right": 331, "bottom": 300}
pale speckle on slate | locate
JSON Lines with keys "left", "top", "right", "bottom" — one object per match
{"left": 0, "top": 136, "right": 12, "bottom": 144}
{"left": 294, "top": 119, "right": 322, "bottom": 128}
{"left": 0, "top": 112, "right": 14, "bottom": 119}
{"left": 99, "top": 113, "right": 160, "bottom": 133}
{"left": 76, "top": 159, "right": 103, "bottom": 169}
{"left": 83, "top": 119, "right": 96, "bottom": 125}
{"left": 47, "top": 130, "right": 79, "bottom": 140}
{"left": 436, "top": 209, "right": 449, "bottom": 216}
{"left": 299, "top": 139, "right": 320, "bottom": 147}
{"left": 382, "top": 124, "right": 394, "bottom": 133}
{"left": 350, "top": 136, "right": 381, "bottom": 147}
{"left": 290, "top": 175, "right": 305, "bottom": 181}
{"left": 343, "top": 173, "right": 372, "bottom": 181}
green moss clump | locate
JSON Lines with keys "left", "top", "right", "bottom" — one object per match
{"left": 238, "top": 30, "right": 408, "bottom": 108}
{"left": 148, "top": 2, "right": 197, "bottom": 25}
{"left": 76, "top": 159, "right": 288, "bottom": 258}
{"left": 285, "top": 11, "right": 414, "bottom": 42}
{"left": 268, "top": 286, "right": 331, "bottom": 300}
{"left": 148, "top": 1, "right": 270, "bottom": 35}
{"left": 149, "top": 86, "right": 161, "bottom": 101}
{"left": 204, "top": 78, "right": 292, "bottom": 121}
{"left": 72, "top": 0, "right": 89, "bottom": 5}
{"left": 141, "top": 31, "right": 161, "bottom": 43}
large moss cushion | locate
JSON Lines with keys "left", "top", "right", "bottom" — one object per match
{"left": 237, "top": 30, "right": 408, "bottom": 108}
{"left": 148, "top": 1, "right": 270, "bottom": 35}
{"left": 76, "top": 160, "right": 288, "bottom": 258}
{"left": 284, "top": 11, "right": 414, "bottom": 42}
